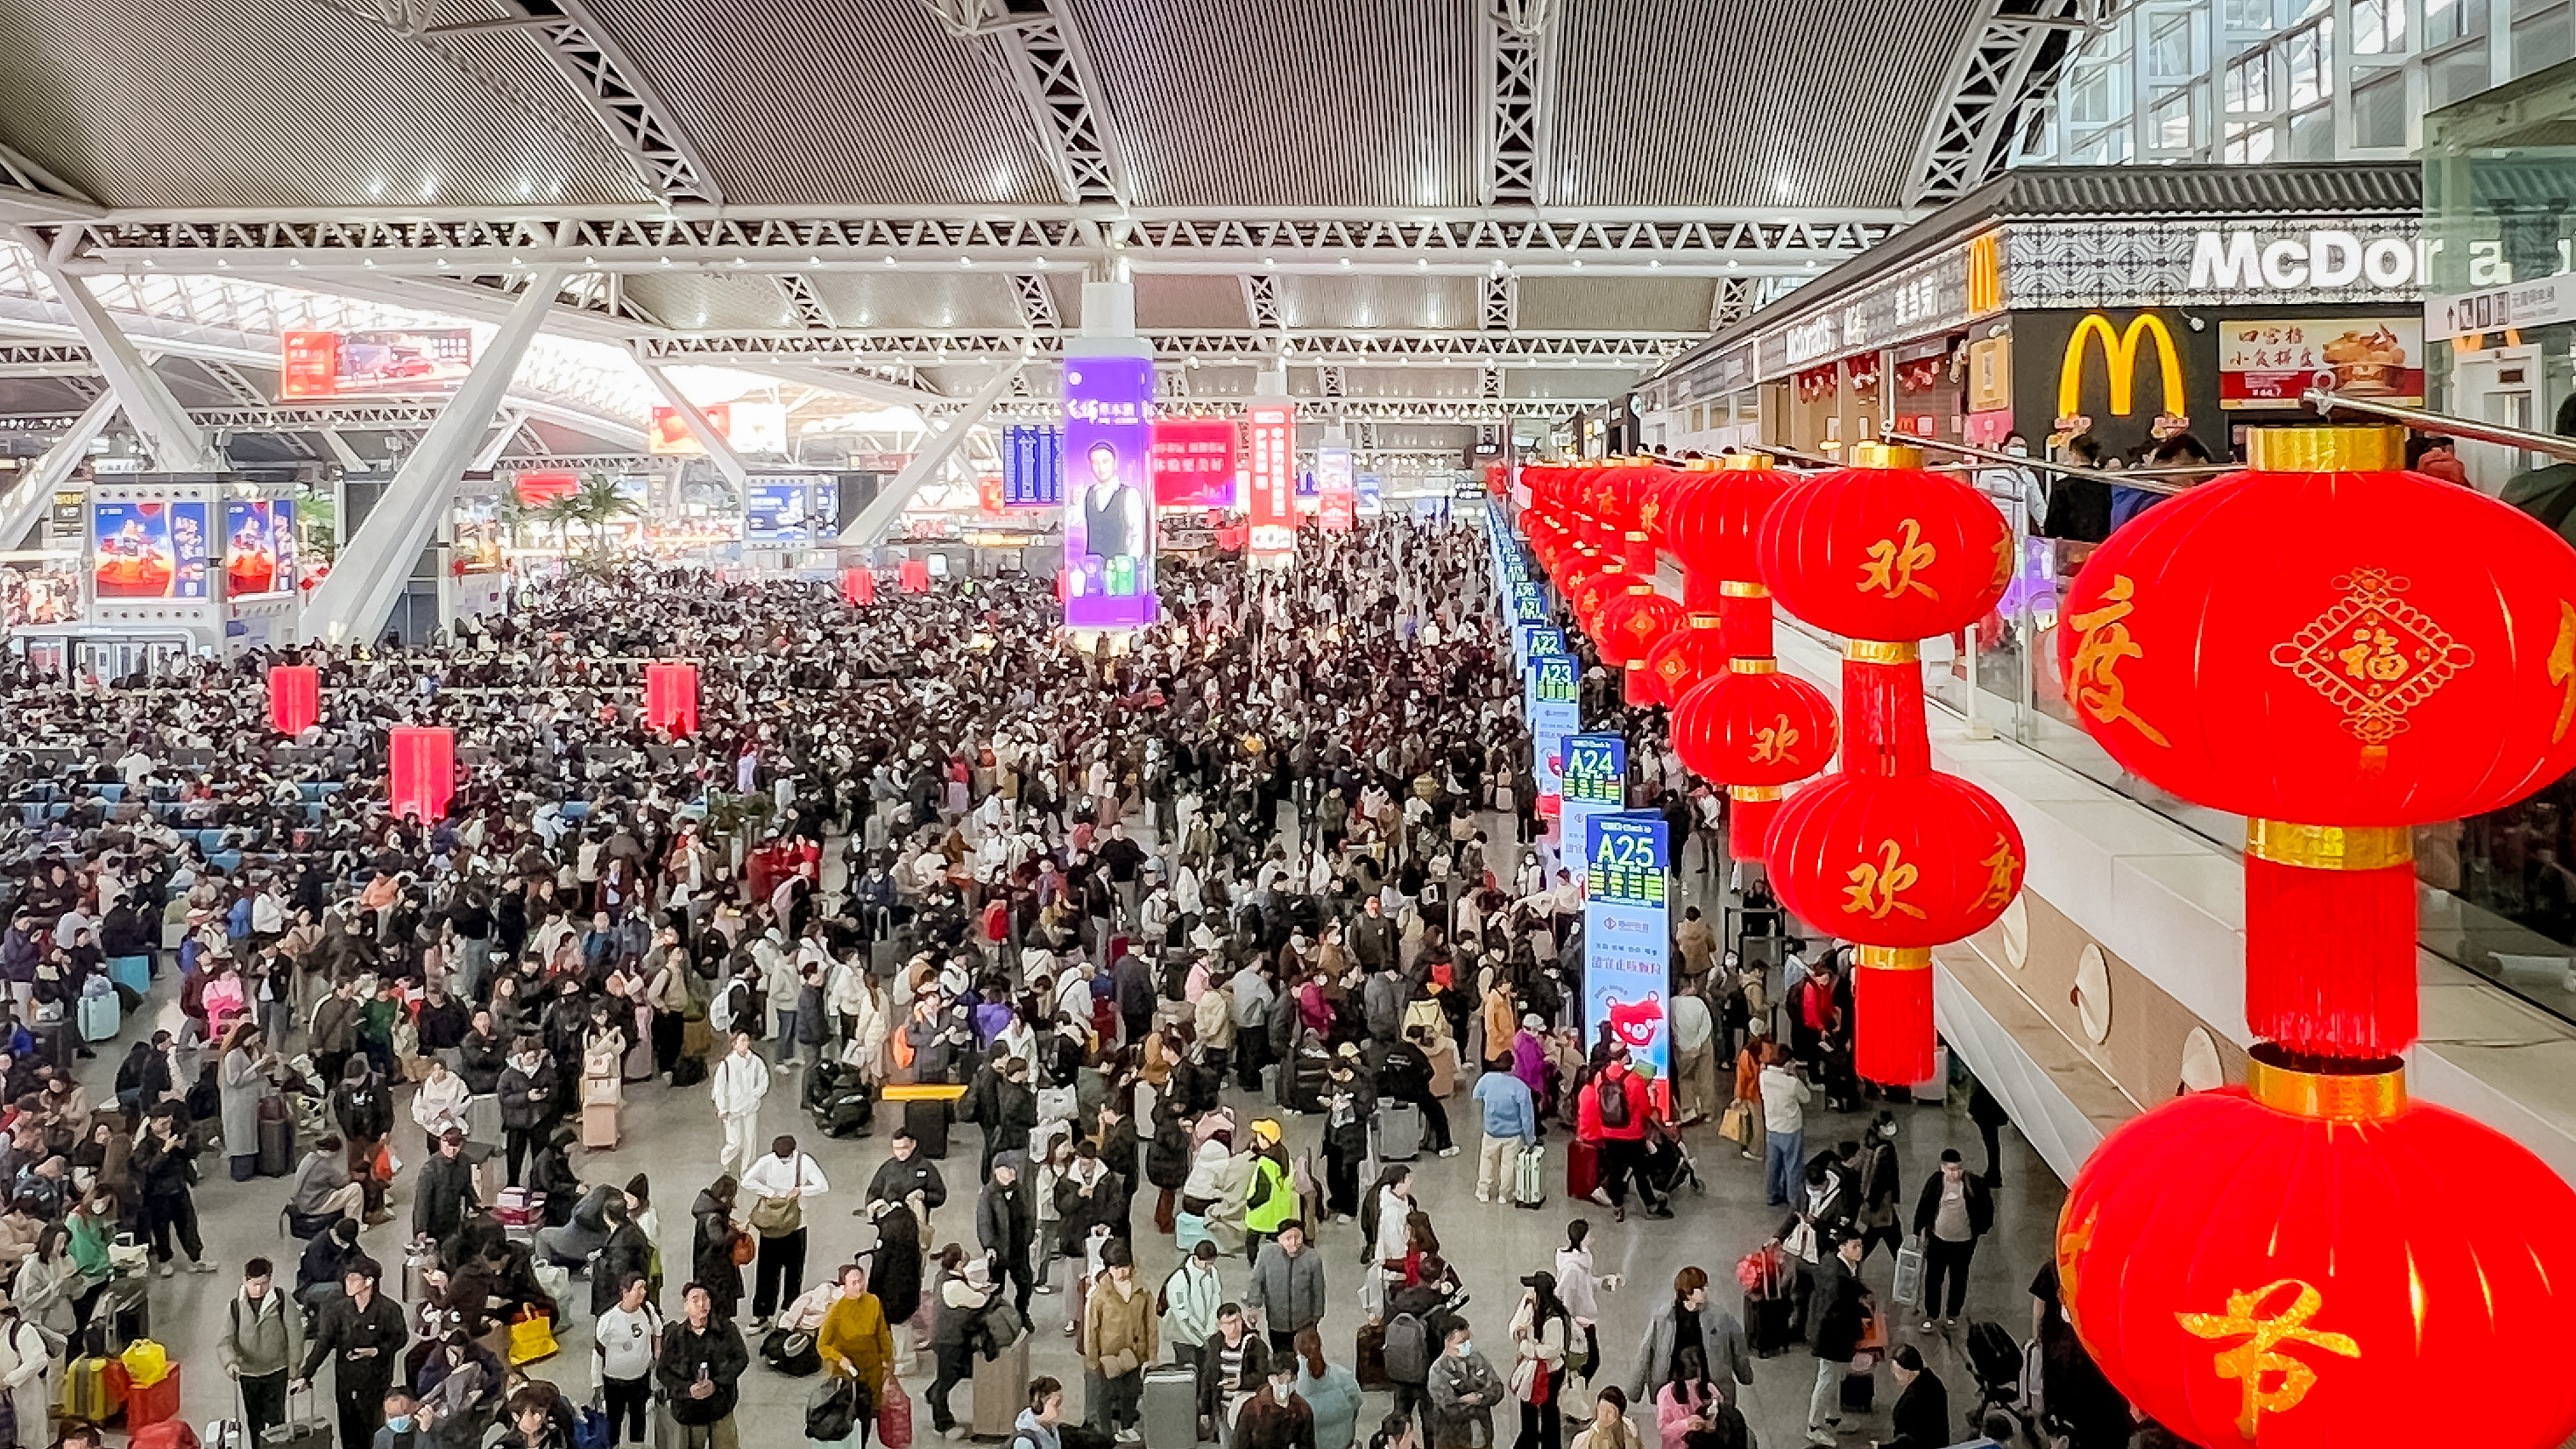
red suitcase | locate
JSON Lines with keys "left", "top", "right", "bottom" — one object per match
{"left": 1567, "top": 1139, "right": 1602, "bottom": 1203}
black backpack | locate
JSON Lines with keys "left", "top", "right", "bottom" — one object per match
{"left": 1596, "top": 1076, "right": 1631, "bottom": 1130}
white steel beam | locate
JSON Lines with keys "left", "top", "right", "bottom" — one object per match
{"left": 36, "top": 211, "right": 1900, "bottom": 279}
{"left": 1483, "top": 0, "right": 1556, "bottom": 205}
{"left": 304, "top": 267, "right": 566, "bottom": 645}
{"left": 640, "top": 329, "right": 1688, "bottom": 367}
{"left": 1010, "top": 273, "right": 1060, "bottom": 331}
{"left": 471, "top": 412, "right": 531, "bottom": 473}
{"left": 0, "top": 392, "right": 115, "bottom": 548}
{"left": 837, "top": 359, "right": 1024, "bottom": 546}
{"left": 635, "top": 361, "right": 749, "bottom": 490}
{"left": 986, "top": 0, "right": 1133, "bottom": 207}
{"left": 319, "top": 430, "right": 367, "bottom": 471}
{"left": 1241, "top": 274, "right": 1282, "bottom": 332}
{"left": 1907, "top": 0, "right": 2098, "bottom": 207}
{"left": 9, "top": 235, "right": 214, "bottom": 470}
{"left": 772, "top": 274, "right": 835, "bottom": 330}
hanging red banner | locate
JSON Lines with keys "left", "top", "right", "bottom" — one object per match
{"left": 840, "top": 567, "right": 875, "bottom": 605}
{"left": 644, "top": 661, "right": 699, "bottom": 737}
{"left": 267, "top": 664, "right": 319, "bottom": 736}
{"left": 387, "top": 726, "right": 455, "bottom": 823}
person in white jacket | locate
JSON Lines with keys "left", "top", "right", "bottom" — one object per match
{"left": 409, "top": 1058, "right": 471, "bottom": 1153}
{"left": 760, "top": 938, "right": 803, "bottom": 1066}
{"left": 711, "top": 1033, "right": 771, "bottom": 1179}
{"left": 826, "top": 954, "right": 869, "bottom": 1043}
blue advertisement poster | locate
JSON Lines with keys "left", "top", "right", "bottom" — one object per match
{"left": 93, "top": 501, "right": 175, "bottom": 599}
{"left": 1062, "top": 348, "right": 1157, "bottom": 629}
{"left": 1558, "top": 732, "right": 1627, "bottom": 874}
{"left": 1528, "top": 655, "right": 1582, "bottom": 809}
{"left": 746, "top": 480, "right": 820, "bottom": 544}
{"left": 223, "top": 499, "right": 282, "bottom": 597}
{"left": 1582, "top": 811, "right": 1673, "bottom": 1099}
{"left": 1355, "top": 472, "right": 1383, "bottom": 519}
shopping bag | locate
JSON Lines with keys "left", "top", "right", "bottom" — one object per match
{"left": 1717, "top": 1104, "right": 1752, "bottom": 1146}
{"left": 1781, "top": 1219, "right": 1818, "bottom": 1264}
{"left": 1892, "top": 1244, "right": 1927, "bottom": 1308}
{"left": 120, "top": 1339, "right": 171, "bottom": 1388}
{"left": 876, "top": 1375, "right": 912, "bottom": 1449}
{"left": 507, "top": 1308, "right": 559, "bottom": 1365}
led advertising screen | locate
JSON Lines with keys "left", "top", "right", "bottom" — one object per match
{"left": 745, "top": 477, "right": 836, "bottom": 545}
{"left": 1316, "top": 444, "right": 1355, "bottom": 532}
{"left": 224, "top": 500, "right": 286, "bottom": 597}
{"left": 649, "top": 400, "right": 789, "bottom": 455}
{"left": 271, "top": 499, "right": 299, "bottom": 591}
{"left": 1003, "top": 425, "right": 1064, "bottom": 508}
{"left": 92, "top": 499, "right": 210, "bottom": 600}
{"left": 1061, "top": 349, "right": 1157, "bottom": 629}
{"left": 1246, "top": 401, "right": 1296, "bottom": 568}
{"left": 280, "top": 329, "right": 475, "bottom": 399}
{"left": 1582, "top": 811, "right": 1673, "bottom": 1101}
{"left": 1149, "top": 419, "right": 1239, "bottom": 509}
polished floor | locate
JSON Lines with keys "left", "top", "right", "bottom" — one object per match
{"left": 82, "top": 959, "right": 2063, "bottom": 1449}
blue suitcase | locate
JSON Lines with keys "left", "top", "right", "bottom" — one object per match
{"left": 109, "top": 956, "right": 151, "bottom": 994}
{"left": 77, "top": 993, "right": 117, "bottom": 1043}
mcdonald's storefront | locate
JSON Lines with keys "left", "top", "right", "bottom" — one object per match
{"left": 1641, "top": 163, "right": 2428, "bottom": 523}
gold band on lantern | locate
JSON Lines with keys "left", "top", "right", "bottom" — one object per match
{"left": 1851, "top": 441, "right": 1925, "bottom": 470}
{"left": 1718, "top": 454, "right": 1777, "bottom": 473}
{"left": 2244, "top": 820, "right": 2415, "bottom": 872}
{"left": 1720, "top": 580, "right": 1771, "bottom": 597}
{"left": 1624, "top": 531, "right": 1649, "bottom": 543}
{"left": 2245, "top": 1043, "right": 2407, "bottom": 1122}
{"left": 1845, "top": 640, "right": 1920, "bottom": 665}
{"left": 1728, "top": 785, "right": 1782, "bottom": 803}
{"left": 2245, "top": 426, "right": 2405, "bottom": 474}
{"left": 1730, "top": 657, "right": 1779, "bottom": 675}
{"left": 1854, "top": 946, "right": 1933, "bottom": 971}
{"left": 1688, "top": 614, "right": 1724, "bottom": 629}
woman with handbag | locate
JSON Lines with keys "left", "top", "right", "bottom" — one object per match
{"left": 690, "top": 1177, "right": 747, "bottom": 1325}
{"left": 817, "top": 1262, "right": 895, "bottom": 1447}
{"left": 1506, "top": 1271, "right": 1571, "bottom": 1449}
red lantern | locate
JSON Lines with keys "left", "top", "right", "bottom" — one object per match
{"left": 841, "top": 567, "right": 875, "bottom": 605}
{"left": 1670, "top": 456, "right": 1794, "bottom": 607}
{"left": 1758, "top": 452, "right": 2012, "bottom": 641}
{"left": 1766, "top": 770, "right": 2022, "bottom": 1083}
{"left": 1638, "top": 616, "right": 1730, "bottom": 706}
{"left": 388, "top": 725, "right": 455, "bottom": 823}
{"left": 644, "top": 661, "right": 699, "bottom": 737}
{"left": 1671, "top": 666, "right": 1840, "bottom": 789}
{"left": 267, "top": 664, "right": 319, "bottom": 736}
{"left": 899, "top": 558, "right": 931, "bottom": 592}
{"left": 2058, "top": 427, "right": 2576, "bottom": 1058}
{"left": 2057, "top": 1056, "right": 2576, "bottom": 1449}
{"left": 1597, "top": 585, "right": 1687, "bottom": 705}
{"left": 1755, "top": 442, "right": 2020, "bottom": 1084}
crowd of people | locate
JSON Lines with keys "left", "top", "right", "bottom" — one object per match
{"left": 0, "top": 512, "right": 2155, "bottom": 1449}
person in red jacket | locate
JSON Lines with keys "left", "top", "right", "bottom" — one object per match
{"left": 1577, "top": 1048, "right": 1670, "bottom": 1223}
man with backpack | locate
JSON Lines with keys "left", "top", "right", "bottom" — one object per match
{"left": 1577, "top": 1046, "right": 1667, "bottom": 1223}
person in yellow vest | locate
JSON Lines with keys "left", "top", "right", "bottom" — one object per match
{"left": 1242, "top": 1120, "right": 1299, "bottom": 1267}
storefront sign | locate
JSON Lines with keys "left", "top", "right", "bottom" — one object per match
{"left": 2056, "top": 312, "right": 2186, "bottom": 435}
{"left": 1763, "top": 239, "right": 1982, "bottom": 380}
{"left": 2007, "top": 218, "right": 2424, "bottom": 311}
{"left": 1061, "top": 344, "right": 1157, "bottom": 630}
{"left": 1582, "top": 811, "right": 1673, "bottom": 1104}
{"left": 2188, "top": 229, "right": 2420, "bottom": 293}
{"left": 1558, "top": 732, "right": 1626, "bottom": 875}
{"left": 2218, "top": 318, "right": 2424, "bottom": 408}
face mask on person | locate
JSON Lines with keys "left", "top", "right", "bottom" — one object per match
{"left": 387, "top": 1417, "right": 414, "bottom": 1433}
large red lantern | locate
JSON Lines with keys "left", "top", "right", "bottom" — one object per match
{"left": 2057, "top": 1057, "right": 2576, "bottom": 1449}
{"left": 268, "top": 664, "right": 319, "bottom": 736}
{"left": 1756, "top": 442, "right": 2020, "bottom": 1084}
{"left": 1670, "top": 662, "right": 1840, "bottom": 792}
{"left": 1764, "top": 769, "right": 2021, "bottom": 1082}
{"left": 2052, "top": 427, "right": 2576, "bottom": 1449}
{"left": 1666, "top": 455, "right": 1830, "bottom": 861}
{"left": 2059, "top": 427, "right": 2576, "bottom": 1058}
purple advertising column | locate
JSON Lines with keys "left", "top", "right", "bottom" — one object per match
{"left": 1061, "top": 296, "right": 1157, "bottom": 631}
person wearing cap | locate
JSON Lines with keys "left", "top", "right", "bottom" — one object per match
{"left": 977, "top": 1152, "right": 1037, "bottom": 1317}
{"left": 1245, "top": 1219, "right": 1326, "bottom": 1354}
{"left": 1079, "top": 1240, "right": 1155, "bottom": 1440}
{"left": 1159, "top": 1240, "right": 1225, "bottom": 1372}
{"left": 412, "top": 1128, "right": 475, "bottom": 1244}
{"left": 1576, "top": 1047, "right": 1665, "bottom": 1223}
{"left": 1242, "top": 1121, "right": 1297, "bottom": 1263}
{"left": 295, "top": 1255, "right": 409, "bottom": 1449}
{"left": 1469, "top": 1050, "right": 1537, "bottom": 1205}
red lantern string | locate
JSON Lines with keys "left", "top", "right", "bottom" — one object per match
{"left": 1755, "top": 441, "right": 2020, "bottom": 1085}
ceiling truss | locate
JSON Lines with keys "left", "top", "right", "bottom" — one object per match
{"left": 638, "top": 329, "right": 1689, "bottom": 367}
{"left": 1241, "top": 274, "right": 1282, "bottom": 332}
{"left": 986, "top": 0, "right": 1133, "bottom": 208}
{"left": 1483, "top": 0, "right": 1555, "bottom": 206}
{"left": 771, "top": 274, "right": 835, "bottom": 330}
{"left": 37, "top": 210, "right": 1896, "bottom": 280}
{"left": 1907, "top": 0, "right": 2098, "bottom": 208}
{"left": 1009, "top": 272, "right": 1059, "bottom": 330}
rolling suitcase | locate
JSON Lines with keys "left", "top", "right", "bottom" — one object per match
{"left": 1839, "top": 1365, "right": 1874, "bottom": 1412}
{"left": 1283, "top": 1044, "right": 1330, "bottom": 1114}
{"left": 256, "top": 1117, "right": 294, "bottom": 1178}
{"left": 969, "top": 1332, "right": 1029, "bottom": 1437}
{"left": 1376, "top": 1100, "right": 1422, "bottom": 1162}
{"left": 33, "top": 1021, "right": 74, "bottom": 1071}
{"left": 582, "top": 1100, "right": 619, "bottom": 1149}
{"left": 1744, "top": 1290, "right": 1797, "bottom": 1358}
{"left": 1567, "top": 1139, "right": 1602, "bottom": 1203}
{"left": 79, "top": 991, "right": 118, "bottom": 1043}
{"left": 1511, "top": 1143, "right": 1546, "bottom": 1210}
{"left": 1141, "top": 1365, "right": 1195, "bottom": 1449}
{"left": 1892, "top": 1243, "right": 1926, "bottom": 1308}
{"left": 127, "top": 1361, "right": 181, "bottom": 1428}
{"left": 903, "top": 1098, "right": 951, "bottom": 1158}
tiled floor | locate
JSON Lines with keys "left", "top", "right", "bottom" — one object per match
{"left": 92, "top": 967, "right": 2065, "bottom": 1449}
